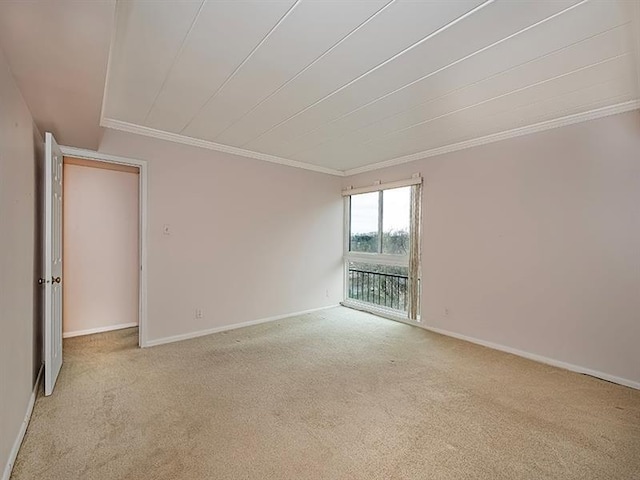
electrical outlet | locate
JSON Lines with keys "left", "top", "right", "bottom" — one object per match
{"left": 444, "top": 307, "right": 450, "bottom": 317}
{"left": 325, "top": 289, "right": 330, "bottom": 298}
{"left": 195, "top": 308, "right": 203, "bottom": 319}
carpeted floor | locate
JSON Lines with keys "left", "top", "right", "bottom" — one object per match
{"left": 12, "top": 307, "right": 640, "bottom": 479}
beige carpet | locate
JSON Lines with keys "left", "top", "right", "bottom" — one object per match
{"left": 12, "top": 307, "right": 640, "bottom": 479}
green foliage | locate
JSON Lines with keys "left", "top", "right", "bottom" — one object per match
{"left": 350, "top": 229, "right": 409, "bottom": 255}
{"left": 350, "top": 233, "right": 378, "bottom": 253}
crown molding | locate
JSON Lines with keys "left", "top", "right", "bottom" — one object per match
{"left": 100, "top": 99, "right": 639, "bottom": 179}
{"left": 100, "top": 117, "right": 344, "bottom": 176}
{"left": 343, "top": 99, "right": 640, "bottom": 176}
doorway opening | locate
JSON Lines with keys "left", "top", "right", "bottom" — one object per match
{"left": 62, "top": 157, "right": 140, "bottom": 339}
{"left": 59, "top": 146, "right": 149, "bottom": 350}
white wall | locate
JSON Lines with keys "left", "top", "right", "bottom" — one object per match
{"left": 0, "top": 48, "right": 42, "bottom": 476}
{"left": 98, "top": 130, "right": 344, "bottom": 344}
{"left": 63, "top": 160, "right": 139, "bottom": 336}
{"left": 344, "top": 110, "right": 640, "bottom": 386}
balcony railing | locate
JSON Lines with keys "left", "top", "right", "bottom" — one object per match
{"left": 348, "top": 268, "right": 408, "bottom": 312}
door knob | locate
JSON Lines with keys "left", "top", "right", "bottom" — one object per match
{"left": 38, "top": 278, "right": 45, "bottom": 285}
{"left": 52, "top": 276, "right": 61, "bottom": 284}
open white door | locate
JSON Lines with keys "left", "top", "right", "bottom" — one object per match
{"left": 44, "top": 132, "right": 63, "bottom": 396}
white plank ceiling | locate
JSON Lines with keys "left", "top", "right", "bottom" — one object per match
{"left": 102, "top": 0, "right": 640, "bottom": 174}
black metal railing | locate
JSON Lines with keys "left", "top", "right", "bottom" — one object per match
{"left": 348, "top": 269, "right": 408, "bottom": 312}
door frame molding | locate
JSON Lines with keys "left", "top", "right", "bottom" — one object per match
{"left": 59, "top": 146, "right": 149, "bottom": 348}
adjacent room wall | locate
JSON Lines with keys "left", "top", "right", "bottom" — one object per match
{"left": 98, "top": 130, "right": 344, "bottom": 344}
{"left": 0, "top": 48, "right": 42, "bottom": 477}
{"left": 63, "top": 159, "right": 139, "bottom": 337}
{"left": 344, "top": 110, "right": 640, "bottom": 387}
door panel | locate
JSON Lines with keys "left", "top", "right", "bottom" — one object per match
{"left": 44, "top": 132, "right": 63, "bottom": 396}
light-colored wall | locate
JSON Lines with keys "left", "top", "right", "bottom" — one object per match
{"left": 63, "top": 160, "right": 139, "bottom": 336}
{"left": 0, "top": 49, "right": 42, "bottom": 476}
{"left": 98, "top": 130, "right": 344, "bottom": 344}
{"left": 344, "top": 110, "right": 640, "bottom": 386}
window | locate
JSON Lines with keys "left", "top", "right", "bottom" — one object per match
{"left": 382, "top": 187, "right": 410, "bottom": 255}
{"left": 350, "top": 191, "right": 379, "bottom": 253}
{"left": 349, "top": 187, "right": 411, "bottom": 255}
{"left": 343, "top": 179, "right": 422, "bottom": 320}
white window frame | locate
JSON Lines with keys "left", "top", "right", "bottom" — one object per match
{"left": 342, "top": 177, "right": 421, "bottom": 321}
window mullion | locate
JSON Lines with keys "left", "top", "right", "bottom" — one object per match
{"left": 344, "top": 196, "right": 351, "bottom": 304}
{"left": 377, "top": 191, "right": 383, "bottom": 254}
{"left": 346, "top": 196, "right": 351, "bottom": 253}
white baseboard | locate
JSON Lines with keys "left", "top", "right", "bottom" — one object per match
{"left": 2, "top": 364, "right": 43, "bottom": 480}
{"left": 143, "top": 305, "right": 340, "bottom": 348}
{"left": 63, "top": 322, "right": 138, "bottom": 338}
{"left": 420, "top": 324, "right": 640, "bottom": 390}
